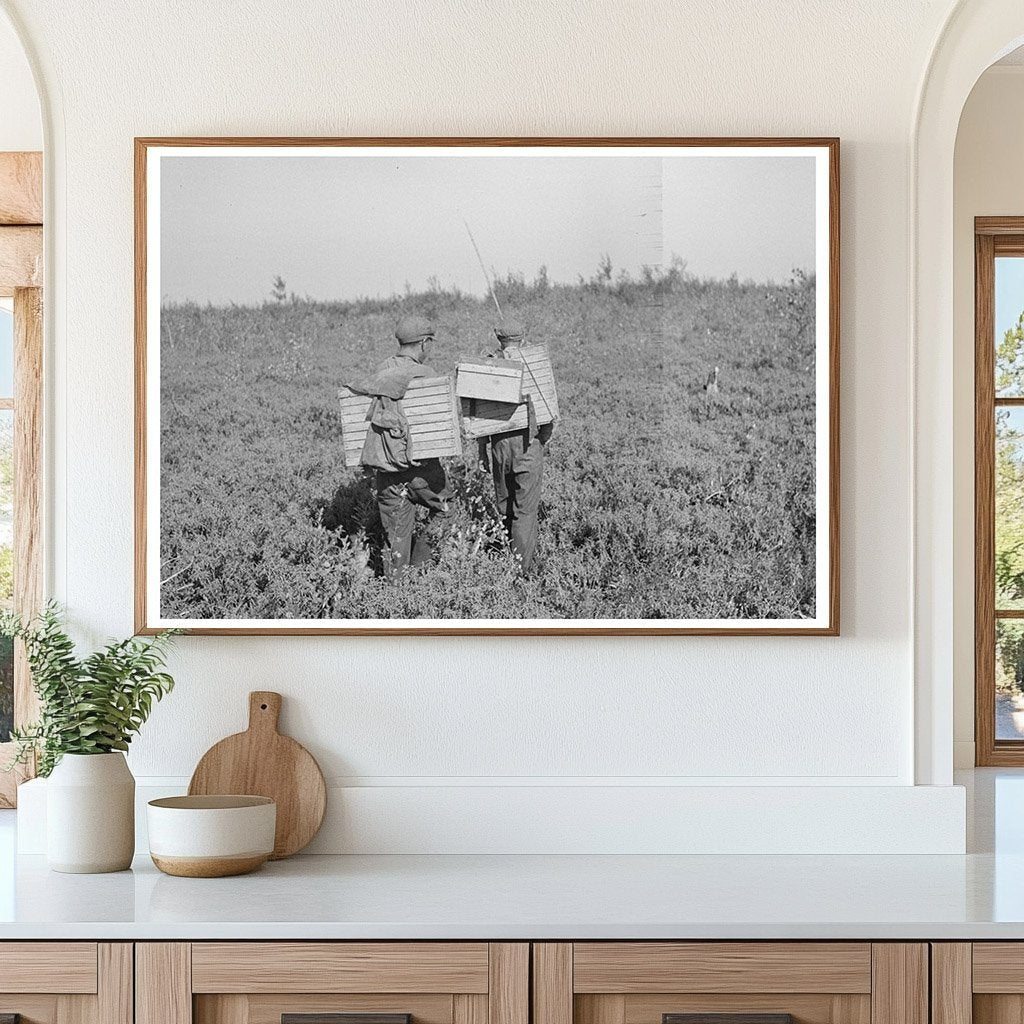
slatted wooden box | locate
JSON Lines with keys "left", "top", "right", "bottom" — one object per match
{"left": 455, "top": 358, "right": 524, "bottom": 403}
{"left": 461, "top": 344, "right": 559, "bottom": 439}
{"left": 338, "top": 375, "right": 461, "bottom": 468}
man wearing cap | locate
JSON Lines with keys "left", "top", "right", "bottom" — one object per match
{"left": 479, "top": 318, "right": 553, "bottom": 574}
{"left": 354, "top": 315, "right": 452, "bottom": 579}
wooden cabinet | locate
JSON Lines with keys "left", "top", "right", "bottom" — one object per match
{"left": 931, "top": 943, "right": 1024, "bottom": 1024}
{"left": 0, "top": 942, "right": 131, "bottom": 1024}
{"left": 532, "top": 944, "right": 929, "bottom": 1024}
{"left": 0, "top": 938, "right": 970, "bottom": 1024}
{"left": 136, "top": 944, "right": 528, "bottom": 1024}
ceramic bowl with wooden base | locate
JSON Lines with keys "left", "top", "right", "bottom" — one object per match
{"left": 147, "top": 795, "right": 276, "bottom": 877}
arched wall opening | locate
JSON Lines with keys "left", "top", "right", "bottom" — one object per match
{"left": 914, "top": 1, "right": 1024, "bottom": 785}
{"left": 952, "top": 48, "right": 1024, "bottom": 768}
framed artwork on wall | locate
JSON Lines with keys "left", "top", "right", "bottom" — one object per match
{"left": 134, "top": 137, "right": 839, "bottom": 636}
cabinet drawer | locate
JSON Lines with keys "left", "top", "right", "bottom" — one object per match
{"left": 0, "top": 942, "right": 98, "bottom": 994}
{"left": 139, "top": 943, "right": 528, "bottom": 1024}
{"left": 572, "top": 944, "right": 872, "bottom": 994}
{"left": 0, "top": 943, "right": 130, "bottom": 1024}
{"left": 934, "top": 942, "right": 1024, "bottom": 1024}
{"left": 534, "top": 944, "right": 926, "bottom": 1024}
{"left": 191, "top": 944, "right": 490, "bottom": 994}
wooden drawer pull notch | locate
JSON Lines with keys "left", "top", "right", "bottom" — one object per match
{"left": 664, "top": 1016, "right": 795, "bottom": 1024}
{"left": 283, "top": 1015, "right": 412, "bottom": 1024}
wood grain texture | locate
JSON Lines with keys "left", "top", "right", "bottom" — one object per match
{"left": 976, "top": 228, "right": 998, "bottom": 765}
{"left": 461, "top": 345, "right": 558, "bottom": 439}
{"left": 57, "top": 992, "right": 95, "bottom": 1024}
{"left": 0, "top": 226, "right": 42, "bottom": 294}
{"left": 0, "top": 288, "right": 44, "bottom": 805}
{"left": 931, "top": 944, "right": 972, "bottom": 1024}
{"left": 136, "top": 943, "right": 192, "bottom": 1024}
{"left": 0, "top": 152, "right": 42, "bottom": 224}
{"left": 573, "top": 943, "right": 871, "bottom": 994}
{"left": 338, "top": 376, "right": 461, "bottom": 467}
{"left": 975, "top": 228, "right": 1024, "bottom": 764}
{"left": 151, "top": 853, "right": 269, "bottom": 877}
{"left": 14, "top": 286, "right": 42, "bottom": 727}
{"left": 576, "top": 996, "right": 626, "bottom": 1024}
{"left": 623, "top": 995, "right": 869, "bottom": 1024}
{"left": 973, "top": 995, "right": 1024, "bottom": 1024}
{"left": 243, "top": 995, "right": 451, "bottom": 1024}
{"left": 134, "top": 136, "right": 839, "bottom": 637}
{"left": 534, "top": 944, "right": 572, "bottom": 1024}
{"left": 826, "top": 134, "right": 841, "bottom": 637}
{"left": 971, "top": 944, "right": 1024, "bottom": 992}
{"left": 0, "top": 943, "right": 97, "bottom": 993}
{"left": 282, "top": 1015, "right": 409, "bottom": 1024}
{"left": 188, "top": 690, "right": 326, "bottom": 858}
{"left": 191, "top": 942, "right": 489, "bottom": 994}
{"left": 456, "top": 360, "right": 524, "bottom": 403}
{"left": 977, "top": 217, "right": 1024, "bottom": 236}
{"left": 196, "top": 994, "right": 248, "bottom": 1024}
{"left": 488, "top": 944, "right": 528, "bottom": 1024}
{"left": 0, "top": 999, "right": 57, "bottom": 1024}
{"left": 282, "top": 1015, "right": 411, "bottom": 1024}
{"left": 971, "top": 225, "right": 1024, "bottom": 765}
{"left": 453, "top": 995, "right": 487, "bottom": 1024}
{"left": 662, "top": 1015, "right": 792, "bottom": 1024}
{"left": 869, "top": 945, "right": 927, "bottom": 1024}
{"left": 133, "top": 137, "right": 148, "bottom": 634}
{"left": 97, "top": 945, "right": 133, "bottom": 1024}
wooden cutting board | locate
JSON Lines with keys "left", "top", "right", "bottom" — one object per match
{"left": 188, "top": 691, "right": 327, "bottom": 859}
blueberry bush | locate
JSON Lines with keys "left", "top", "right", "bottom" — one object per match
{"left": 159, "top": 265, "right": 817, "bottom": 621}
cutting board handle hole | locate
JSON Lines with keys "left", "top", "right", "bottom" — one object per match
{"left": 260, "top": 703, "right": 268, "bottom": 710}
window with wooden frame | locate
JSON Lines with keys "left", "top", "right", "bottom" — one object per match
{"left": 0, "top": 151, "right": 43, "bottom": 806}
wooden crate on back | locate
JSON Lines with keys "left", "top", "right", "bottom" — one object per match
{"left": 338, "top": 376, "right": 460, "bottom": 469}
{"left": 461, "top": 344, "right": 558, "bottom": 439}
{"left": 456, "top": 358, "right": 524, "bottom": 403}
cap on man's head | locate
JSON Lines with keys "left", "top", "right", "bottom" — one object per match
{"left": 395, "top": 315, "right": 436, "bottom": 345}
{"left": 495, "top": 318, "right": 526, "bottom": 343}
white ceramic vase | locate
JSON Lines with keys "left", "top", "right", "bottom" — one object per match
{"left": 46, "top": 752, "right": 135, "bottom": 873}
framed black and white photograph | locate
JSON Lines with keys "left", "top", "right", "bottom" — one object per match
{"left": 135, "top": 137, "right": 839, "bottom": 635}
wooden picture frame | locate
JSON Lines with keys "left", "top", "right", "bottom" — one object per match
{"left": 135, "top": 137, "right": 840, "bottom": 636}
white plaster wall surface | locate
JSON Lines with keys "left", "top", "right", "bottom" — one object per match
{"left": 952, "top": 67, "right": 1024, "bottom": 768}
{"left": 0, "top": 13, "right": 39, "bottom": 151}
{"left": 0, "top": 0, "right": 971, "bottom": 850}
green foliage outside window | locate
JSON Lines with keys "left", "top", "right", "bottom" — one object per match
{"left": 996, "top": 312, "right": 1024, "bottom": 694}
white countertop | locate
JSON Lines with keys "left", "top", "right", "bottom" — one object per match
{"left": 1, "top": 769, "right": 1022, "bottom": 941}
{"left": 0, "top": 849, "right": 1022, "bottom": 940}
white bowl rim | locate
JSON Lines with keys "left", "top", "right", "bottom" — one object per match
{"left": 148, "top": 795, "right": 275, "bottom": 810}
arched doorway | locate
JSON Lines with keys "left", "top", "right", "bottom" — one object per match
{"left": 914, "top": 1, "right": 1024, "bottom": 785}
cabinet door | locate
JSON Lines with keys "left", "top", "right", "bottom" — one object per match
{"left": 137, "top": 943, "right": 528, "bottom": 1024}
{"left": 534, "top": 944, "right": 928, "bottom": 1024}
{"left": 938, "top": 943, "right": 1024, "bottom": 1024}
{"left": 0, "top": 943, "right": 131, "bottom": 1024}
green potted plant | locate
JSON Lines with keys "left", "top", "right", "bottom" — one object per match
{"left": 2, "top": 604, "right": 178, "bottom": 873}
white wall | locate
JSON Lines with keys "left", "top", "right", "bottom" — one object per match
{"left": 952, "top": 66, "right": 1024, "bottom": 767}
{"left": 3, "top": 0, "right": 972, "bottom": 852}
{"left": 0, "top": 12, "right": 39, "bottom": 151}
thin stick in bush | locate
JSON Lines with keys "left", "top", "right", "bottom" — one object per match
{"left": 0, "top": 603, "right": 179, "bottom": 777}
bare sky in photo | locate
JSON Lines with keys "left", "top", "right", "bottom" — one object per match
{"left": 159, "top": 151, "right": 817, "bottom": 304}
